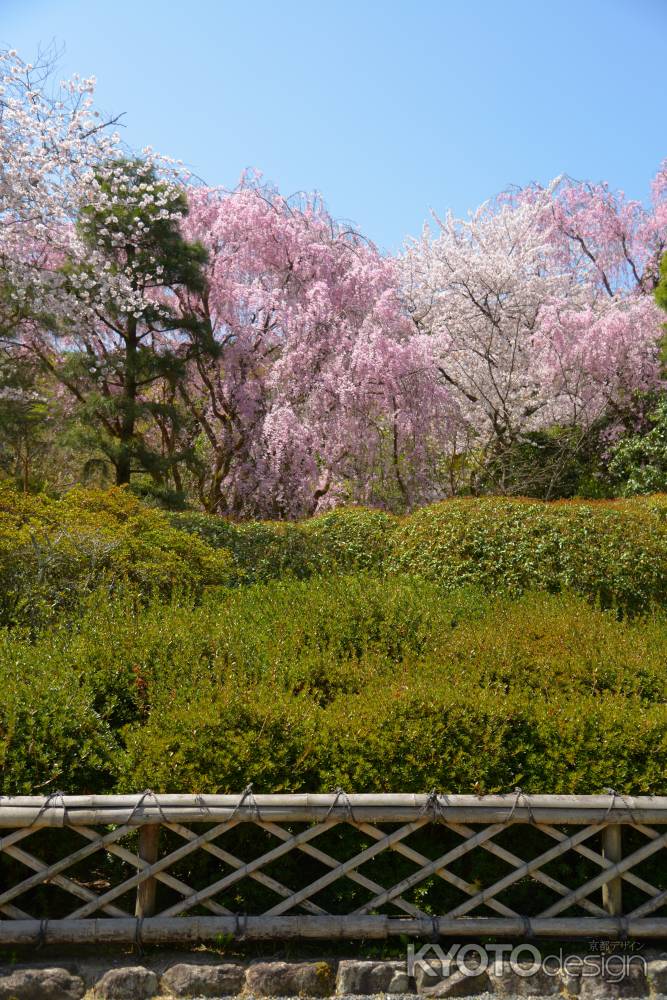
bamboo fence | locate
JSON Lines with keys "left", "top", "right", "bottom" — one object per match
{"left": 1, "top": 791, "right": 667, "bottom": 944}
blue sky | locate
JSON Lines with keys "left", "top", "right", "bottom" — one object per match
{"left": 3, "top": 0, "right": 665, "bottom": 252}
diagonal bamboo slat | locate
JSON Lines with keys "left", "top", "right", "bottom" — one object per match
{"left": 1, "top": 793, "right": 667, "bottom": 943}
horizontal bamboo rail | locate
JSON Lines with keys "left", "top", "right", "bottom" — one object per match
{"left": 1, "top": 792, "right": 666, "bottom": 943}
{"left": 3, "top": 916, "right": 667, "bottom": 946}
{"left": 2, "top": 793, "right": 667, "bottom": 826}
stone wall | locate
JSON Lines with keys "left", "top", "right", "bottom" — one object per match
{"left": 0, "top": 953, "right": 666, "bottom": 999}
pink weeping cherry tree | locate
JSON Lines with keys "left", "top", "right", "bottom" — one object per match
{"left": 172, "top": 179, "right": 454, "bottom": 516}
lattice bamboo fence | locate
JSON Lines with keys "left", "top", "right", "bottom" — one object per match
{"left": 2, "top": 791, "right": 667, "bottom": 944}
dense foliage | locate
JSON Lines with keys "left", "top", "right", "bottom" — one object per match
{"left": 0, "top": 485, "right": 230, "bottom": 629}
{"left": 0, "top": 486, "right": 665, "bottom": 799}
{"left": 175, "top": 493, "right": 667, "bottom": 617}
{"left": 1, "top": 486, "right": 667, "bottom": 918}
{"left": 3, "top": 571, "right": 667, "bottom": 797}
{"left": 4, "top": 486, "right": 667, "bottom": 623}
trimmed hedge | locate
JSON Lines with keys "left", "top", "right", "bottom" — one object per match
{"left": 171, "top": 506, "right": 395, "bottom": 584}
{"left": 174, "top": 494, "right": 667, "bottom": 616}
{"left": 1, "top": 485, "right": 667, "bottom": 791}
{"left": 3, "top": 485, "right": 667, "bottom": 617}
{"left": 119, "top": 580, "right": 667, "bottom": 795}
{"left": 3, "top": 575, "right": 667, "bottom": 795}
{"left": 0, "top": 485, "right": 231, "bottom": 628}
{"left": 387, "top": 497, "right": 667, "bottom": 616}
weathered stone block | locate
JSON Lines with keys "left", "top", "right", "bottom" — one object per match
{"left": 577, "top": 961, "right": 647, "bottom": 1000}
{"left": 0, "top": 967, "right": 85, "bottom": 1000}
{"left": 420, "top": 969, "right": 491, "bottom": 997}
{"left": 489, "top": 962, "right": 560, "bottom": 996}
{"left": 645, "top": 959, "right": 667, "bottom": 996}
{"left": 246, "top": 960, "right": 335, "bottom": 997}
{"left": 336, "top": 960, "right": 407, "bottom": 995}
{"left": 160, "top": 961, "right": 245, "bottom": 997}
{"left": 93, "top": 966, "right": 158, "bottom": 1000}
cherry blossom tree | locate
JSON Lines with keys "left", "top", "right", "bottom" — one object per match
{"left": 1, "top": 51, "right": 214, "bottom": 487}
{"left": 401, "top": 167, "right": 667, "bottom": 494}
{"left": 0, "top": 48, "right": 124, "bottom": 331}
{"left": 173, "top": 181, "right": 453, "bottom": 516}
{"left": 4, "top": 45, "right": 667, "bottom": 509}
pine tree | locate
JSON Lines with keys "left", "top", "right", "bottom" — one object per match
{"left": 56, "top": 159, "right": 211, "bottom": 487}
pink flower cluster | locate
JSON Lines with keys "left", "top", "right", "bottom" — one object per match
{"left": 402, "top": 166, "right": 667, "bottom": 461}
{"left": 177, "top": 182, "right": 452, "bottom": 514}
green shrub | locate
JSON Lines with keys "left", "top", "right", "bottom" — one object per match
{"left": 171, "top": 506, "right": 394, "bottom": 584}
{"left": 174, "top": 494, "right": 667, "bottom": 615}
{"left": 302, "top": 507, "right": 396, "bottom": 572}
{"left": 387, "top": 497, "right": 667, "bottom": 615}
{"left": 0, "top": 624, "right": 122, "bottom": 794}
{"left": 6, "top": 487, "right": 667, "bottom": 620}
{"left": 111, "top": 581, "right": 667, "bottom": 795}
{"left": 607, "top": 399, "right": 667, "bottom": 496}
{"left": 0, "top": 485, "right": 231, "bottom": 627}
{"left": 4, "top": 576, "right": 665, "bottom": 795}
{"left": 171, "top": 512, "right": 322, "bottom": 584}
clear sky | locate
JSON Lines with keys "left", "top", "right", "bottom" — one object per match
{"left": 2, "top": 0, "right": 665, "bottom": 252}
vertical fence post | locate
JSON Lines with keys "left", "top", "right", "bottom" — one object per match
{"left": 135, "top": 823, "right": 160, "bottom": 918}
{"left": 601, "top": 824, "right": 623, "bottom": 916}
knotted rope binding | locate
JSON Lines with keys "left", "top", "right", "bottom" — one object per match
{"left": 507, "top": 787, "right": 535, "bottom": 824}
{"left": 127, "top": 789, "right": 169, "bottom": 826}
{"left": 326, "top": 787, "right": 356, "bottom": 822}
{"left": 230, "top": 784, "right": 261, "bottom": 822}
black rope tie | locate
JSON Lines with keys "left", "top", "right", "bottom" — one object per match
{"left": 134, "top": 916, "right": 144, "bottom": 954}
{"left": 603, "top": 788, "right": 618, "bottom": 823}
{"left": 326, "top": 787, "right": 356, "bottom": 823}
{"left": 603, "top": 787, "right": 638, "bottom": 826}
{"left": 420, "top": 789, "right": 457, "bottom": 825}
{"left": 508, "top": 787, "right": 535, "bottom": 825}
{"left": 34, "top": 790, "right": 66, "bottom": 827}
{"left": 127, "top": 789, "right": 169, "bottom": 827}
{"left": 195, "top": 792, "right": 211, "bottom": 819}
{"left": 421, "top": 788, "right": 443, "bottom": 823}
{"left": 230, "top": 784, "right": 261, "bottom": 822}
{"left": 36, "top": 917, "right": 48, "bottom": 949}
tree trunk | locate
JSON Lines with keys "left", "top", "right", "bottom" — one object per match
{"left": 116, "top": 318, "right": 138, "bottom": 486}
